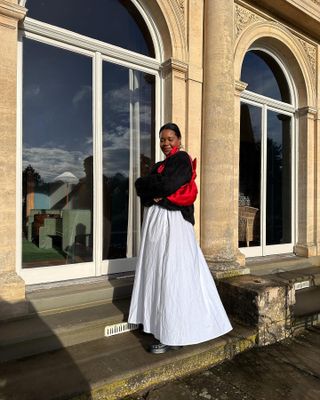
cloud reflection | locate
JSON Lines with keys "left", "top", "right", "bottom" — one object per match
{"left": 23, "top": 146, "right": 88, "bottom": 182}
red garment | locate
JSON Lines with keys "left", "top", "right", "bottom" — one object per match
{"left": 157, "top": 147, "right": 198, "bottom": 206}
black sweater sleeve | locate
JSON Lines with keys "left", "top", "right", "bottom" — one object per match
{"left": 135, "top": 151, "right": 192, "bottom": 199}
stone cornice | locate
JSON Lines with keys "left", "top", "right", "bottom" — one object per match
{"left": 0, "top": 0, "right": 26, "bottom": 21}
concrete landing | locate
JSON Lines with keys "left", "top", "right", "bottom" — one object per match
{"left": 0, "top": 322, "right": 257, "bottom": 400}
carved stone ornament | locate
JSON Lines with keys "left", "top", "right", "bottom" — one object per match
{"left": 297, "top": 37, "right": 317, "bottom": 78}
{"left": 177, "top": 0, "right": 184, "bottom": 13}
{"left": 235, "top": 4, "right": 265, "bottom": 39}
{"left": 170, "top": 0, "right": 185, "bottom": 31}
{"left": 310, "top": 0, "right": 320, "bottom": 5}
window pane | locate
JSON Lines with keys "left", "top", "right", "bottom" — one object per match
{"left": 26, "top": 0, "right": 155, "bottom": 57}
{"left": 241, "top": 50, "right": 291, "bottom": 103}
{"left": 266, "top": 111, "right": 292, "bottom": 245}
{"left": 239, "top": 103, "right": 261, "bottom": 248}
{"left": 22, "top": 39, "right": 93, "bottom": 267}
{"left": 103, "top": 62, "right": 155, "bottom": 260}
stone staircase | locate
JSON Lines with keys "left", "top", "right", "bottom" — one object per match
{"left": 0, "top": 274, "right": 257, "bottom": 400}
{"left": 0, "top": 258, "right": 319, "bottom": 399}
{"left": 0, "top": 275, "right": 134, "bottom": 363}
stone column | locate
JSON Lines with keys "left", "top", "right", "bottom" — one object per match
{"left": 0, "top": 0, "right": 27, "bottom": 318}
{"left": 201, "top": 0, "right": 248, "bottom": 278}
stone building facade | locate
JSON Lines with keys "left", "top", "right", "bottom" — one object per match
{"left": 0, "top": 0, "right": 319, "bottom": 319}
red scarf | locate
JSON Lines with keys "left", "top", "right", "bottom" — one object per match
{"left": 157, "top": 147, "right": 198, "bottom": 206}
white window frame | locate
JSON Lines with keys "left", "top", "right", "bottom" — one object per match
{"left": 239, "top": 48, "right": 298, "bottom": 258}
{"left": 16, "top": 3, "right": 163, "bottom": 284}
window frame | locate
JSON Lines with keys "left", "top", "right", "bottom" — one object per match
{"left": 17, "top": 3, "right": 163, "bottom": 284}
{"left": 239, "top": 48, "right": 298, "bottom": 258}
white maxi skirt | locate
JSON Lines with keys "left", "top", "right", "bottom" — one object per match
{"left": 128, "top": 205, "right": 233, "bottom": 346}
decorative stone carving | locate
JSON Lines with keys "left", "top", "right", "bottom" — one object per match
{"left": 170, "top": 0, "right": 185, "bottom": 33}
{"left": 297, "top": 37, "right": 317, "bottom": 79}
{"left": 310, "top": 0, "right": 320, "bottom": 5}
{"left": 177, "top": 0, "right": 184, "bottom": 13}
{"left": 235, "top": 4, "right": 265, "bottom": 39}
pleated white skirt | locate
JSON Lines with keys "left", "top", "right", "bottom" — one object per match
{"left": 128, "top": 205, "right": 233, "bottom": 346}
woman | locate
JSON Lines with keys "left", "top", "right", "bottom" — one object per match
{"left": 128, "top": 123, "right": 232, "bottom": 354}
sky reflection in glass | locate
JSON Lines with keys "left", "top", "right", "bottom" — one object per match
{"left": 241, "top": 50, "right": 291, "bottom": 103}
{"left": 26, "top": 0, "right": 155, "bottom": 57}
{"left": 23, "top": 38, "right": 93, "bottom": 182}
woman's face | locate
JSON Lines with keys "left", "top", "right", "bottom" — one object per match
{"left": 160, "top": 129, "right": 181, "bottom": 156}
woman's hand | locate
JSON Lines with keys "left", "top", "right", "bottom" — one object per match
{"left": 153, "top": 197, "right": 163, "bottom": 203}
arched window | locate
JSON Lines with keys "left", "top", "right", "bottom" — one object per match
{"left": 20, "top": 0, "right": 160, "bottom": 283}
{"left": 241, "top": 50, "right": 291, "bottom": 103}
{"left": 239, "top": 49, "right": 295, "bottom": 257}
{"left": 26, "top": 0, "right": 155, "bottom": 57}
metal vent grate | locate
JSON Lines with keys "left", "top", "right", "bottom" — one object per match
{"left": 294, "top": 280, "right": 310, "bottom": 290}
{"left": 104, "top": 322, "right": 139, "bottom": 337}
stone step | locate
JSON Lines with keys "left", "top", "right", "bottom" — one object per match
{"left": 264, "top": 266, "right": 320, "bottom": 287}
{"left": 293, "top": 286, "right": 320, "bottom": 317}
{"left": 262, "top": 266, "right": 320, "bottom": 322}
{"left": 26, "top": 275, "right": 134, "bottom": 314}
{"left": 0, "top": 322, "right": 257, "bottom": 400}
{"left": 247, "top": 255, "right": 315, "bottom": 276}
{"left": 0, "top": 298, "right": 130, "bottom": 363}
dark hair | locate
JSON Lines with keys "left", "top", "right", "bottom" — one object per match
{"left": 159, "top": 122, "right": 181, "bottom": 139}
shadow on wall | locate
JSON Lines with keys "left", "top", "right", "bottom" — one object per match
{"left": 0, "top": 298, "right": 93, "bottom": 400}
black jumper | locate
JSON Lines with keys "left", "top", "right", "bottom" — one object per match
{"left": 135, "top": 150, "right": 195, "bottom": 225}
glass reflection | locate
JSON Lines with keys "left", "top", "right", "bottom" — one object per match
{"left": 266, "top": 111, "right": 292, "bottom": 245}
{"left": 239, "top": 103, "right": 261, "bottom": 248}
{"left": 241, "top": 50, "right": 291, "bottom": 103}
{"left": 22, "top": 39, "right": 93, "bottom": 267}
{"left": 102, "top": 62, "right": 155, "bottom": 260}
{"left": 26, "top": 0, "right": 155, "bottom": 57}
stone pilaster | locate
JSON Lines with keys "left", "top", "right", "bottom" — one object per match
{"left": 0, "top": 0, "right": 27, "bottom": 319}
{"left": 184, "top": 0, "right": 204, "bottom": 240}
{"left": 295, "top": 106, "right": 318, "bottom": 258}
{"left": 161, "top": 57, "right": 188, "bottom": 134}
{"left": 201, "top": 0, "right": 248, "bottom": 278}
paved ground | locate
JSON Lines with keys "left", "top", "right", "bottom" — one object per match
{"left": 123, "top": 325, "right": 320, "bottom": 400}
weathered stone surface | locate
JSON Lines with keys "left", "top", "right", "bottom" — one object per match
{"left": 0, "top": 324, "right": 256, "bottom": 400}
{"left": 128, "top": 327, "right": 320, "bottom": 400}
{"left": 0, "top": 272, "right": 27, "bottom": 319}
{"left": 217, "top": 274, "right": 291, "bottom": 345}
{"left": 208, "top": 261, "right": 250, "bottom": 279}
{"left": 146, "top": 382, "right": 194, "bottom": 400}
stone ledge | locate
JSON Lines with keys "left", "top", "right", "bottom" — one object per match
{"left": 217, "top": 274, "right": 293, "bottom": 346}
{"left": 208, "top": 260, "right": 250, "bottom": 279}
